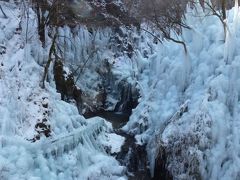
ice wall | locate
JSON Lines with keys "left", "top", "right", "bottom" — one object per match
{"left": 123, "top": 2, "right": 240, "bottom": 179}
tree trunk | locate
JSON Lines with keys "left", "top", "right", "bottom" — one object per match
{"left": 221, "top": 0, "right": 226, "bottom": 20}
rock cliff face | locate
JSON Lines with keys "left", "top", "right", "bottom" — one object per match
{"left": 53, "top": 51, "right": 139, "bottom": 116}
{"left": 52, "top": 23, "right": 140, "bottom": 117}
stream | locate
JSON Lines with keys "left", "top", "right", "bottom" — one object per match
{"left": 88, "top": 111, "right": 152, "bottom": 180}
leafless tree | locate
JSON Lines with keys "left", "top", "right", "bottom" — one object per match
{"left": 41, "top": 32, "right": 58, "bottom": 88}
{"left": 190, "top": 0, "right": 239, "bottom": 40}
{"left": 124, "top": 0, "right": 190, "bottom": 52}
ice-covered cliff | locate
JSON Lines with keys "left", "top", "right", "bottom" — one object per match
{"left": 123, "top": 3, "right": 240, "bottom": 180}
{"left": 0, "top": 1, "right": 126, "bottom": 179}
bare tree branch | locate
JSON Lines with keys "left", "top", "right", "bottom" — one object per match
{"left": 41, "top": 32, "right": 58, "bottom": 88}
{"left": 0, "top": 5, "right": 7, "bottom": 18}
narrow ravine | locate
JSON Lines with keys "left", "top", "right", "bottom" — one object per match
{"left": 53, "top": 53, "right": 170, "bottom": 179}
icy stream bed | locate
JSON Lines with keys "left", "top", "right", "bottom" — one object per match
{"left": 89, "top": 111, "right": 152, "bottom": 180}
{"left": 87, "top": 112, "right": 129, "bottom": 129}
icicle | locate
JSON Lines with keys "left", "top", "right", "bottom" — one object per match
{"left": 63, "top": 144, "right": 68, "bottom": 153}
{"left": 84, "top": 133, "right": 95, "bottom": 151}
{"left": 82, "top": 135, "right": 90, "bottom": 150}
